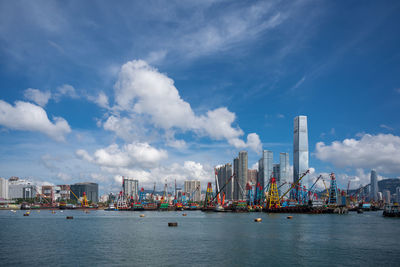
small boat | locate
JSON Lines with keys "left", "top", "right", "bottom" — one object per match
{"left": 383, "top": 204, "right": 400, "bottom": 217}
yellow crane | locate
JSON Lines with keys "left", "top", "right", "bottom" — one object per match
{"left": 321, "top": 178, "right": 330, "bottom": 201}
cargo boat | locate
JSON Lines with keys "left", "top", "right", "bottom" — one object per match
{"left": 143, "top": 203, "right": 158, "bottom": 210}
{"left": 383, "top": 204, "right": 400, "bottom": 217}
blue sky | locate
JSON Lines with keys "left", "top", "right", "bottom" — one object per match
{"left": 1, "top": 0, "right": 400, "bottom": 194}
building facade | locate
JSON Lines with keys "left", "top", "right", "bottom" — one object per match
{"left": 370, "top": 170, "right": 379, "bottom": 201}
{"left": 123, "top": 178, "right": 139, "bottom": 200}
{"left": 184, "top": 180, "right": 201, "bottom": 202}
{"left": 396, "top": 187, "right": 400, "bottom": 204}
{"left": 216, "top": 163, "right": 233, "bottom": 200}
{"left": 293, "top": 116, "right": 309, "bottom": 187}
{"left": 279, "top": 153, "right": 290, "bottom": 196}
{"left": 257, "top": 150, "right": 273, "bottom": 193}
{"left": 234, "top": 151, "right": 248, "bottom": 200}
{"left": 384, "top": 190, "right": 391, "bottom": 203}
{"left": 8, "top": 178, "right": 37, "bottom": 199}
{"left": 0, "top": 178, "right": 8, "bottom": 199}
{"left": 70, "top": 182, "right": 99, "bottom": 203}
{"left": 247, "top": 169, "right": 258, "bottom": 185}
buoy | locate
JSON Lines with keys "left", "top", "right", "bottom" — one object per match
{"left": 182, "top": 213, "right": 187, "bottom": 216}
{"left": 23, "top": 213, "right": 29, "bottom": 216}
{"left": 140, "top": 214, "right": 145, "bottom": 217}
{"left": 66, "top": 216, "right": 73, "bottom": 219}
{"left": 254, "top": 218, "right": 262, "bottom": 222}
{"left": 168, "top": 222, "right": 178, "bottom": 227}
{"left": 287, "top": 216, "right": 293, "bottom": 219}
{"left": 51, "top": 210, "right": 56, "bottom": 214}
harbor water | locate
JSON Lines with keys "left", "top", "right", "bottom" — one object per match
{"left": 1, "top": 210, "right": 399, "bottom": 266}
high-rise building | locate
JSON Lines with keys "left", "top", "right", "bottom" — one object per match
{"left": 235, "top": 151, "right": 248, "bottom": 200}
{"left": 233, "top": 157, "right": 239, "bottom": 200}
{"left": 384, "top": 190, "right": 391, "bottom": 203}
{"left": 70, "top": 182, "right": 99, "bottom": 203}
{"left": 184, "top": 180, "right": 201, "bottom": 202}
{"left": 0, "top": 178, "right": 9, "bottom": 200}
{"left": 293, "top": 116, "right": 309, "bottom": 187}
{"left": 247, "top": 169, "right": 258, "bottom": 185}
{"left": 370, "top": 170, "right": 378, "bottom": 201}
{"left": 57, "top": 185, "right": 70, "bottom": 200}
{"left": 396, "top": 187, "right": 400, "bottom": 204}
{"left": 123, "top": 178, "right": 139, "bottom": 200}
{"left": 216, "top": 163, "right": 233, "bottom": 200}
{"left": 8, "top": 177, "right": 37, "bottom": 199}
{"left": 279, "top": 152, "right": 290, "bottom": 196}
{"left": 257, "top": 150, "right": 273, "bottom": 193}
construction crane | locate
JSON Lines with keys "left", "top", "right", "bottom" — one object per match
{"left": 266, "top": 177, "right": 280, "bottom": 209}
{"left": 203, "top": 182, "right": 214, "bottom": 208}
{"left": 279, "top": 170, "right": 310, "bottom": 201}
{"left": 211, "top": 173, "right": 236, "bottom": 203}
{"left": 150, "top": 182, "right": 156, "bottom": 202}
{"left": 321, "top": 177, "right": 330, "bottom": 201}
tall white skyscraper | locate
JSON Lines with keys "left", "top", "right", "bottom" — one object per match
{"left": 293, "top": 116, "right": 309, "bottom": 187}
{"left": 257, "top": 150, "right": 273, "bottom": 193}
{"left": 0, "top": 177, "right": 9, "bottom": 199}
{"left": 234, "top": 151, "right": 248, "bottom": 200}
{"left": 184, "top": 180, "right": 201, "bottom": 202}
{"left": 370, "top": 170, "right": 378, "bottom": 201}
{"left": 123, "top": 178, "right": 139, "bottom": 200}
{"left": 279, "top": 153, "right": 290, "bottom": 196}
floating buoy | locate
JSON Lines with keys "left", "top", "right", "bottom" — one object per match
{"left": 66, "top": 216, "right": 73, "bottom": 219}
{"left": 182, "top": 213, "right": 187, "bottom": 216}
{"left": 140, "top": 214, "right": 145, "bottom": 217}
{"left": 168, "top": 222, "right": 178, "bottom": 227}
{"left": 254, "top": 218, "right": 262, "bottom": 222}
{"left": 287, "top": 216, "right": 293, "bottom": 219}
{"left": 51, "top": 210, "right": 56, "bottom": 214}
{"left": 60, "top": 210, "right": 63, "bottom": 213}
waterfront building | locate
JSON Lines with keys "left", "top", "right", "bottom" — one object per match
{"left": 234, "top": 151, "right": 248, "bottom": 200}
{"left": 293, "top": 115, "right": 309, "bottom": 187}
{"left": 8, "top": 177, "right": 37, "bottom": 199}
{"left": 233, "top": 157, "right": 239, "bottom": 200}
{"left": 184, "top": 180, "right": 201, "bottom": 202}
{"left": 370, "top": 170, "right": 378, "bottom": 201}
{"left": 0, "top": 177, "right": 8, "bottom": 199}
{"left": 384, "top": 190, "right": 391, "bottom": 204}
{"left": 123, "top": 178, "right": 139, "bottom": 200}
{"left": 377, "top": 192, "right": 383, "bottom": 201}
{"left": 247, "top": 169, "right": 258, "bottom": 185}
{"left": 257, "top": 150, "right": 273, "bottom": 194}
{"left": 279, "top": 152, "right": 290, "bottom": 196}
{"left": 70, "top": 182, "right": 99, "bottom": 203}
{"left": 216, "top": 163, "right": 233, "bottom": 200}
{"left": 57, "top": 185, "right": 70, "bottom": 200}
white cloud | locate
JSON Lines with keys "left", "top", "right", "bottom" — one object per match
{"left": 380, "top": 124, "right": 393, "bottom": 131}
{"left": 24, "top": 88, "right": 51, "bottom": 106}
{"left": 54, "top": 84, "right": 79, "bottom": 101}
{"left": 111, "top": 60, "right": 261, "bottom": 152}
{"left": 94, "top": 92, "right": 109, "bottom": 108}
{"left": 315, "top": 133, "right": 400, "bottom": 174}
{"left": 76, "top": 142, "right": 168, "bottom": 169}
{"left": 57, "top": 172, "right": 72, "bottom": 181}
{"left": 0, "top": 100, "right": 71, "bottom": 141}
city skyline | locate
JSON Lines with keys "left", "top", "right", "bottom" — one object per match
{"left": 1, "top": 1, "right": 400, "bottom": 194}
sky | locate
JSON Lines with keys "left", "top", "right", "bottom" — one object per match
{"left": 1, "top": 0, "right": 400, "bottom": 194}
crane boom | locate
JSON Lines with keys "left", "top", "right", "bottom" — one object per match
{"left": 279, "top": 170, "right": 310, "bottom": 201}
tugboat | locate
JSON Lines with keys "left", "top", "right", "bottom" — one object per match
{"left": 383, "top": 203, "right": 400, "bottom": 217}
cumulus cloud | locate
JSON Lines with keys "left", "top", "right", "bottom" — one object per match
{"left": 0, "top": 100, "right": 71, "bottom": 141}
{"left": 111, "top": 60, "right": 261, "bottom": 152}
{"left": 315, "top": 133, "right": 400, "bottom": 174}
{"left": 111, "top": 160, "right": 212, "bottom": 189}
{"left": 54, "top": 84, "right": 79, "bottom": 101}
{"left": 24, "top": 88, "right": 51, "bottom": 106}
{"left": 76, "top": 142, "right": 168, "bottom": 169}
